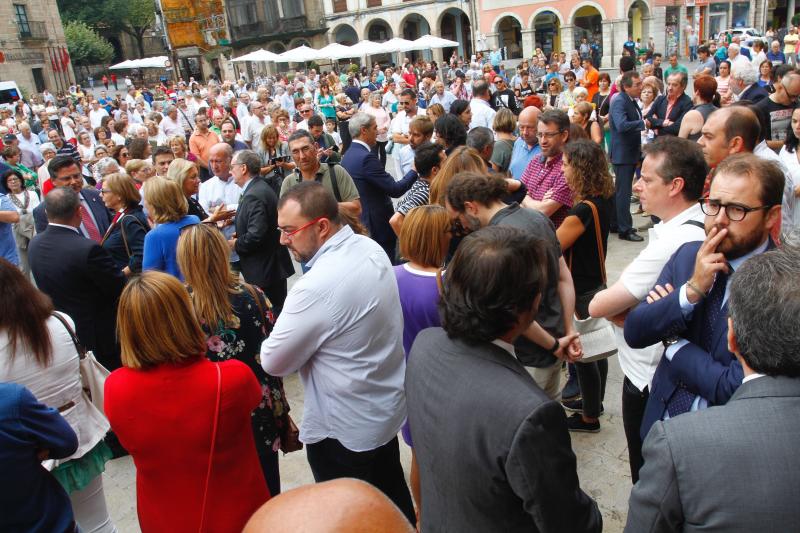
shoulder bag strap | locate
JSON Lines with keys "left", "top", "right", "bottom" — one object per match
{"left": 583, "top": 200, "right": 607, "bottom": 284}
{"left": 198, "top": 363, "right": 221, "bottom": 533}
{"left": 682, "top": 219, "right": 705, "bottom": 229}
{"left": 52, "top": 312, "right": 87, "bottom": 360}
{"left": 326, "top": 162, "right": 343, "bottom": 202}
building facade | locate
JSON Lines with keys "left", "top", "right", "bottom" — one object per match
{"left": 0, "top": 0, "right": 74, "bottom": 96}
{"left": 226, "top": 0, "right": 328, "bottom": 76}
{"left": 321, "top": 0, "right": 474, "bottom": 68}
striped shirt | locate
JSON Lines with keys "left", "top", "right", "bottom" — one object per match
{"left": 396, "top": 179, "right": 430, "bottom": 216}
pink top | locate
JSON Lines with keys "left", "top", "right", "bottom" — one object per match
{"left": 362, "top": 104, "right": 392, "bottom": 143}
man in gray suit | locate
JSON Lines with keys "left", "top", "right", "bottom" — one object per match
{"left": 406, "top": 226, "right": 601, "bottom": 533}
{"left": 626, "top": 243, "right": 800, "bottom": 532}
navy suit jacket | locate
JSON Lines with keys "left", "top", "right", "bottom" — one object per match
{"left": 624, "top": 240, "right": 773, "bottom": 440}
{"left": 739, "top": 84, "right": 769, "bottom": 104}
{"left": 645, "top": 93, "right": 693, "bottom": 136}
{"left": 33, "top": 188, "right": 112, "bottom": 235}
{"left": 341, "top": 142, "right": 417, "bottom": 253}
{"left": 609, "top": 92, "right": 645, "bottom": 165}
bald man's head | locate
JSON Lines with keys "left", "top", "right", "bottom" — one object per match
{"left": 518, "top": 105, "right": 542, "bottom": 147}
{"left": 243, "top": 479, "right": 414, "bottom": 533}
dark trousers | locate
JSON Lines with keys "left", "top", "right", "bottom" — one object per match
{"left": 575, "top": 359, "right": 608, "bottom": 418}
{"left": 257, "top": 447, "right": 280, "bottom": 496}
{"left": 339, "top": 120, "right": 352, "bottom": 155}
{"left": 373, "top": 140, "right": 388, "bottom": 167}
{"left": 259, "top": 279, "right": 287, "bottom": 317}
{"left": 613, "top": 164, "right": 636, "bottom": 234}
{"left": 622, "top": 376, "right": 649, "bottom": 483}
{"left": 306, "top": 437, "right": 415, "bottom": 524}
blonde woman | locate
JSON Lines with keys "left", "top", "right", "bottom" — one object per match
{"left": 166, "top": 158, "right": 235, "bottom": 225}
{"left": 141, "top": 176, "right": 200, "bottom": 279}
{"left": 429, "top": 146, "right": 487, "bottom": 206}
{"left": 177, "top": 224, "right": 290, "bottom": 497}
{"left": 125, "top": 159, "right": 154, "bottom": 189}
{"left": 168, "top": 134, "right": 197, "bottom": 164}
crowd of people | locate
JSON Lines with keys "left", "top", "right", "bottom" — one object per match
{"left": 1, "top": 26, "right": 800, "bottom": 532}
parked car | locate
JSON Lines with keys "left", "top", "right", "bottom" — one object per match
{"left": 726, "top": 28, "right": 769, "bottom": 47}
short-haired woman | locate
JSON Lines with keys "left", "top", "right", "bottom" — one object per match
{"left": 490, "top": 108, "right": 517, "bottom": 174}
{"left": 100, "top": 173, "right": 149, "bottom": 275}
{"left": 2, "top": 169, "right": 39, "bottom": 277}
{"left": 141, "top": 176, "right": 200, "bottom": 279}
{"left": 168, "top": 134, "right": 197, "bottom": 163}
{"left": 166, "top": 158, "right": 235, "bottom": 225}
{"left": 556, "top": 139, "right": 614, "bottom": 433}
{"left": 362, "top": 91, "right": 391, "bottom": 166}
{"left": 177, "top": 224, "right": 290, "bottom": 496}
{"left": 394, "top": 204, "right": 450, "bottom": 518}
{"left": 255, "top": 125, "right": 293, "bottom": 195}
{"left": 105, "top": 271, "right": 270, "bottom": 532}
{"left": 0, "top": 259, "right": 117, "bottom": 532}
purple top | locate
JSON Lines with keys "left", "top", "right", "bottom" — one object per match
{"left": 394, "top": 264, "right": 442, "bottom": 356}
{"left": 394, "top": 263, "right": 441, "bottom": 447}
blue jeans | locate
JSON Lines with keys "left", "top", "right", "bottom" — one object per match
{"left": 689, "top": 45, "right": 698, "bottom": 62}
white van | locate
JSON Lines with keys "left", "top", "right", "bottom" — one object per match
{"left": 0, "top": 81, "right": 23, "bottom": 111}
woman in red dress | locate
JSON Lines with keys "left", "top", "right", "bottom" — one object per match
{"left": 104, "top": 271, "right": 269, "bottom": 532}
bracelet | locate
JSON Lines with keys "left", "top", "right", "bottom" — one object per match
{"left": 686, "top": 281, "right": 706, "bottom": 300}
{"left": 549, "top": 337, "right": 560, "bottom": 354}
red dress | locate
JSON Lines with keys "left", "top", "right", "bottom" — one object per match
{"left": 104, "top": 358, "right": 269, "bottom": 532}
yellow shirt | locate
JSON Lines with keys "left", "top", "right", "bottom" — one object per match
{"left": 784, "top": 34, "right": 799, "bottom": 55}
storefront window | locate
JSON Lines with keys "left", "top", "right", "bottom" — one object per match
{"left": 732, "top": 2, "right": 750, "bottom": 28}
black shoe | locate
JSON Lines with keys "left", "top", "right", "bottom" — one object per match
{"left": 619, "top": 231, "right": 644, "bottom": 242}
{"left": 561, "top": 399, "right": 605, "bottom": 416}
{"left": 566, "top": 412, "right": 601, "bottom": 433}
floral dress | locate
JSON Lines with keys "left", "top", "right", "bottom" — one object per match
{"left": 196, "top": 284, "right": 290, "bottom": 455}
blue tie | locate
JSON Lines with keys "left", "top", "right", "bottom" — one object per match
{"left": 666, "top": 270, "right": 729, "bottom": 418}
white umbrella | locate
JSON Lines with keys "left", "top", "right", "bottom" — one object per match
{"left": 277, "top": 45, "right": 321, "bottom": 63}
{"left": 411, "top": 35, "right": 460, "bottom": 50}
{"left": 315, "top": 42, "right": 356, "bottom": 60}
{"left": 346, "top": 40, "right": 383, "bottom": 58}
{"left": 231, "top": 49, "right": 281, "bottom": 63}
{"left": 376, "top": 38, "right": 417, "bottom": 54}
{"left": 136, "top": 56, "right": 170, "bottom": 69}
{"left": 109, "top": 59, "right": 137, "bottom": 70}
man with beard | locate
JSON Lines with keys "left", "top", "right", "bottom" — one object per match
{"left": 624, "top": 153, "right": 782, "bottom": 440}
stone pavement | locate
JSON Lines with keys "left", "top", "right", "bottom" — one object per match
{"left": 101, "top": 210, "right": 653, "bottom": 533}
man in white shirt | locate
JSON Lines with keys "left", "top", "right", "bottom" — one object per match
{"left": 261, "top": 181, "right": 414, "bottom": 524}
{"left": 468, "top": 80, "right": 496, "bottom": 130}
{"left": 200, "top": 143, "right": 242, "bottom": 266}
{"left": 727, "top": 43, "right": 750, "bottom": 69}
{"left": 390, "top": 89, "right": 426, "bottom": 147}
{"left": 588, "top": 137, "right": 708, "bottom": 484}
{"left": 159, "top": 106, "right": 184, "bottom": 139}
{"left": 236, "top": 92, "right": 251, "bottom": 122}
{"left": 88, "top": 101, "right": 109, "bottom": 129}
{"left": 16, "top": 122, "right": 40, "bottom": 155}
{"left": 429, "top": 80, "right": 456, "bottom": 112}
{"left": 243, "top": 101, "right": 271, "bottom": 147}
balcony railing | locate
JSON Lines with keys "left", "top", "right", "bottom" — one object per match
{"left": 230, "top": 15, "right": 308, "bottom": 41}
{"left": 18, "top": 20, "right": 48, "bottom": 41}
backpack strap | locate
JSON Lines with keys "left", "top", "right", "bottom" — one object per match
{"left": 325, "top": 162, "right": 343, "bottom": 202}
{"left": 682, "top": 219, "right": 705, "bottom": 229}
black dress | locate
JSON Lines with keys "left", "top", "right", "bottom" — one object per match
{"left": 186, "top": 196, "right": 208, "bottom": 221}
{"left": 196, "top": 284, "right": 290, "bottom": 496}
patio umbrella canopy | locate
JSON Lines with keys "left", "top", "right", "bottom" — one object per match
{"left": 231, "top": 49, "right": 282, "bottom": 63}
{"left": 315, "top": 42, "right": 357, "bottom": 61}
{"left": 277, "top": 45, "right": 322, "bottom": 63}
{"left": 411, "top": 35, "right": 460, "bottom": 49}
{"left": 376, "top": 38, "right": 417, "bottom": 54}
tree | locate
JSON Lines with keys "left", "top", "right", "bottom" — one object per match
{"left": 58, "top": 0, "right": 155, "bottom": 58}
{"left": 64, "top": 21, "right": 114, "bottom": 69}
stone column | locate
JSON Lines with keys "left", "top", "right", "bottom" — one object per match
{"left": 650, "top": 6, "right": 667, "bottom": 56}
{"left": 612, "top": 18, "right": 629, "bottom": 66}
{"left": 601, "top": 20, "right": 615, "bottom": 69}
{"left": 486, "top": 32, "right": 500, "bottom": 51}
{"left": 521, "top": 28, "right": 536, "bottom": 58}
{"left": 560, "top": 24, "right": 575, "bottom": 53}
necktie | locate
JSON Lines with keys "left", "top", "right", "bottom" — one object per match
{"left": 80, "top": 206, "right": 102, "bottom": 243}
{"left": 667, "top": 270, "right": 729, "bottom": 418}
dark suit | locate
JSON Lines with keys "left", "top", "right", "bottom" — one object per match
{"left": 341, "top": 141, "right": 417, "bottom": 261}
{"left": 739, "top": 83, "right": 769, "bottom": 104}
{"left": 406, "top": 328, "right": 602, "bottom": 533}
{"left": 100, "top": 205, "right": 149, "bottom": 273}
{"left": 645, "top": 93, "right": 693, "bottom": 137}
{"left": 626, "top": 376, "right": 800, "bottom": 532}
{"left": 33, "top": 188, "right": 112, "bottom": 236}
{"left": 609, "top": 91, "right": 645, "bottom": 235}
{"left": 624, "top": 240, "right": 774, "bottom": 439}
{"left": 28, "top": 225, "right": 125, "bottom": 370}
{"left": 234, "top": 177, "right": 293, "bottom": 310}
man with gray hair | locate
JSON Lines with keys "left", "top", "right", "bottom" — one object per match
{"left": 627, "top": 242, "right": 800, "bottom": 531}
{"left": 229, "top": 149, "right": 293, "bottom": 311}
{"left": 729, "top": 63, "right": 768, "bottom": 104}
{"left": 341, "top": 112, "right": 418, "bottom": 260}
{"left": 159, "top": 105, "right": 184, "bottom": 138}
{"left": 466, "top": 126, "right": 495, "bottom": 166}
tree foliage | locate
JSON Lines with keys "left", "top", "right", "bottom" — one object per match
{"left": 64, "top": 21, "right": 114, "bottom": 66}
{"left": 58, "top": 0, "right": 155, "bottom": 57}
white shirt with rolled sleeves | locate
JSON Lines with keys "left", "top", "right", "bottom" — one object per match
{"left": 468, "top": 98, "right": 496, "bottom": 131}
{"left": 616, "top": 203, "right": 706, "bottom": 392}
{"left": 260, "top": 225, "right": 406, "bottom": 452}
{"left": 198, "top": 174, "right": 242, "bottom": 261}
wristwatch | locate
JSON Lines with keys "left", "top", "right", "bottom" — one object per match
{"left": 662, "top": 336, "right": 680, "bottom": 349}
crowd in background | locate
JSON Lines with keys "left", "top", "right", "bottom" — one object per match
{"left": 1, "top": 23, "right": 800, "bottom": 533}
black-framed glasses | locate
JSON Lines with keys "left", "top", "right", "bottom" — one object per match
{"left": 699, "top": 198, "right": 773, "bottom": 221}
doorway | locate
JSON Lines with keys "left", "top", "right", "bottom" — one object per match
{"left": 31, "top": 68, "right": 46, "bottom": 93}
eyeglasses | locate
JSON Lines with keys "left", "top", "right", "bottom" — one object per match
{"left": 536, "top": 130, "right": 564, "bottom": 139}
{"left": 278, "top": 216, "right": 325, "bottom": 239}
{"left": 699, "top": 198, "right": 773, "bottom": 221}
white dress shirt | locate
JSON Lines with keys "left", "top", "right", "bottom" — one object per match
{"left": 616, "top": 203, "right": 706, "bottom": 391}
{"left": 260, "top": 225, "right": 406, "bottom": 452}
{"left": 198, "top": 174, "right": 242, "bottom": 261}
{"left": 89, "top": 108, "right": 109, "bottom": 129}
{"left": 469, "top": 98, "right": 497, "bottom": 130}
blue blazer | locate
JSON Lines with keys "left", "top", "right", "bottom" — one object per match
{"left": 739, "top": 84, "right": 769, "bottom": 104}
{"left": 623, "top": 240, "right": 773, "bottom": 440}
{"left": 33, "top": 187, "right": 112, "bottom": 235}
{"left": 101, "top": 205, "right": 150, "bottom": 273}
{"left": 608, "top": 92, "right": 644, "bottom": 165}
{"left": 341, "top": 142, "right": 417, "bottom": 254}
{"left": 644, "top": 93, "right": 693, "bottom": 137}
